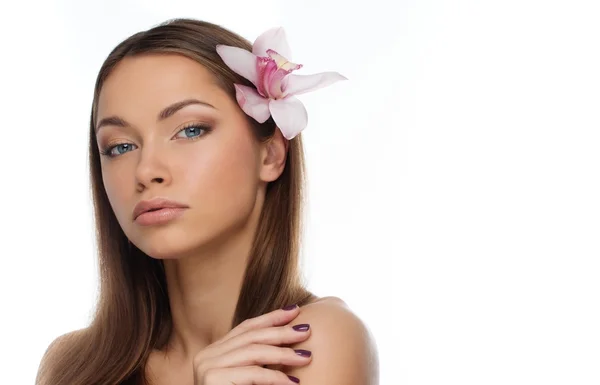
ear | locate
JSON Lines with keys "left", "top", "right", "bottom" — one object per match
{"left": 259, "top": 127, "right": 289, "bottom": 183}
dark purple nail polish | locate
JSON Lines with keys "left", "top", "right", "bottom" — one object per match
{"left": 288, "top": 375, "right": 300, "bottom": 383}
{"left": 282, "top": 304, "right": 298, "bottom": 311}
{"left": 292, "top": 323, "right": 310, "bottom": 332}
{"left": 294, "top": 349, "right": 312, "bottom": 357}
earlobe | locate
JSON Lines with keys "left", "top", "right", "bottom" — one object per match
{"left": 260, "top": 128, "right": 289, "bottom": 182}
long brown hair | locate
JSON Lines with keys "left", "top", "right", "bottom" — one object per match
{"left": 38, "top": 18, "right": 315, "bottom": 385}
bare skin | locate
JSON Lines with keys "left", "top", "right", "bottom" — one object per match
{"left": 96, "top": 53, "right": 294, "bottom": 370}
{"left": 146, "top": 298, "right": 344, "bottom": 385}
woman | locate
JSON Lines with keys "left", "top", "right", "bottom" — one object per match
{"left": 36, "top": 18, "right": 379, "bottom": 385}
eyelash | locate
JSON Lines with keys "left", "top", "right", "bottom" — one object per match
{"left": 99, "top": 122, "right": 212, "bottom": 158}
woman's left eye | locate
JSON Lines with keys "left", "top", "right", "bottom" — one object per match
{"left": 175, "top": 124, "right": 210, "bottom": 139}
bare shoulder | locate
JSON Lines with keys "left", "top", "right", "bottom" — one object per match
{"left": 35, "top": 328, "right": 86, "bottom": 385}
{"left": 285, "top": 296, "right": 380, "bottom": 384}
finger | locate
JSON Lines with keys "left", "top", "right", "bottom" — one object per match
{"left": 202, "top": 365, "right": 299, "bottom": 385}
{"left": 218, "top": 305, "right": 301, "bottom": 344}
{"left": 206, "top": 343, "right": 312, "bottom": 370}
{"left": 207, "top": 322, "right": 311, "bottom": 359}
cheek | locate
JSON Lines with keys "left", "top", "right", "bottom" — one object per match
{"left": 182, "top": 136, "right": 260, "bottom": 224}
{"left": 102, "top": 164, "right": 133, "bottom": 223}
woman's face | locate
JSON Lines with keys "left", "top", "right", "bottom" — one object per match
{"left": 95, "top": 53, "right": 279, "bottom": 259}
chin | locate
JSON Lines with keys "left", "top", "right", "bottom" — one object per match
{"left": 132, "top": 227, "right": 222, "bottom": 260}
{"left": 137, "top": 239, "right": 191, "bottom": 260}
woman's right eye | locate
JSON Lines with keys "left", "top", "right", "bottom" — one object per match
{"left": 100, "top": 143, "right": 138, "bottom": 158}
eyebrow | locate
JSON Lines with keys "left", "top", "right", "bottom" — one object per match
{"left": 95, "top": 98, "right": 217, "bottom": 133}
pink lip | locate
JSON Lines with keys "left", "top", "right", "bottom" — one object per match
{"left": 135, "top": 207, "right": 187, "bottom": 226}
{"left": 133, "top": 197, "right": 189, "bottom": 222}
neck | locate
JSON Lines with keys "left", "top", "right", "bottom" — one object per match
{"left": 159, "top": 194, "right": 264, "bottom": 365}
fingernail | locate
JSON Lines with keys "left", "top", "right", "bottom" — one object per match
{"left": 292, "top": 323, "right": 310, "bottom": 332}
{"left": 294, "top": 349, "right": 312, "bottom": 357}
{"left": 282, "top": 304, "right": 298, "bottom": 311}
{"left": 288, "top": 375, "right": 300, "bottom": 383}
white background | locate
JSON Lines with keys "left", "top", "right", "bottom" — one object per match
{"left": 0, "top": 0, "right": 599, "bottom": 384}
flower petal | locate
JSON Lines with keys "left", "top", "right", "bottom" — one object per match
{"left": 252, "top": 27, "right": 292, "bottom": 60}
{"left": 268, "top": 96, "right": 308, "bottom": 140}
{"left": 234, "top": 84, "right": 271, "bottom": 123}
{"left": 267, "top": 49, "right": 302, "bottom": 72}
{"left": 256, "top": 58, "right": 279, "bottom": 98}
{"left": 282, "top": 71, "right": 348, "bottom": 97}
{"left": 257, "top": 57, "right": 294, "bottom": 99}
{"left": 216, "top": 45, "right": 258, "bottom": 85}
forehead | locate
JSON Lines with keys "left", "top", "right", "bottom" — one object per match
{"left": 97, "top": 54, "right": 225, "bottom": 119}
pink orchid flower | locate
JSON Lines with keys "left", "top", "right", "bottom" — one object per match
{"left": 216, "top": 27, "right": 347, "bottom": 140}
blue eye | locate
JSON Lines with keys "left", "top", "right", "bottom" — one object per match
{"left": 175, "top": 125, "right": 206, "bottom": 139}
{"left": 101, "top": 143, "right": 138, "bottom": 157}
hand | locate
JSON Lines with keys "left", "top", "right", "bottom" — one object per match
{"left": 193, "top": 304, "right": 312, "bottom": 385}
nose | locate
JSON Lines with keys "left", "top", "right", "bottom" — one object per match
{"left": 134, "top": 143, "right": 172, "bottom": 191}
